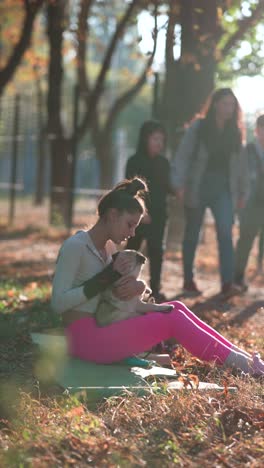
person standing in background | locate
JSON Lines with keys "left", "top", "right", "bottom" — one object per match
{"left": 234, "top": 114, "right": 264, "bottom": 290}
{"left": 256, "top": 224, "right": 264, "bottom": 273}
{"left": 171, "top": 88, "right": 248, "bottom": 298}
{"left": 125, "top": 120, "right": 171, "bottom": 303}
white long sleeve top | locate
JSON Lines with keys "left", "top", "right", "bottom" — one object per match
{"left": 51, "top": 230, "right": 116, "bottom": 315}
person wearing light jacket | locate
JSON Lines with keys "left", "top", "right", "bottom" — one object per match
{"left": 171, "top": 88, "right": 249, "bottom": 298}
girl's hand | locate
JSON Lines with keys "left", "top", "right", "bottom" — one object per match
{"left": 113, "top": 254, "right": 134, "bottom": 276}
{"left": 113, "top": 277, "right": 145, "bottom": 300}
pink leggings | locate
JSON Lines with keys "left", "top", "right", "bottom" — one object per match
{"left": 66, "top": 301, "right": 233, "bottom": 365}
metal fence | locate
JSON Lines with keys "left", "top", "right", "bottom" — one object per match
{"left": 0, "top": 89, "right": 133, "bottom": 226}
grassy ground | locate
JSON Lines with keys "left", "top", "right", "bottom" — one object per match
{"left": 0, "top": 215, "right": 264, "bottom": 467}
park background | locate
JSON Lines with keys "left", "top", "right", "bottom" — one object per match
{"left": 2, "top": 0, "right": 264, "bottom": 228}
{"left": 0, "top": 1, "right": 264, "bottom": 466}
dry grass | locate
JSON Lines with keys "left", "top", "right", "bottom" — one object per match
{"left": 0, "top": 378, "right": 263, "bottom": 467}
{"left": 0, "top": 207, "right": 264, "bottom": 467}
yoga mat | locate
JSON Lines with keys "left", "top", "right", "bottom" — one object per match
{"left": 31, "top": 332, "right": 236, "bottom": 402}
{"left": 31, "top": 332, "right": 163, "bottom": 401}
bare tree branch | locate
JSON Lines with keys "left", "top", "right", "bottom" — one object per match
{"left": 0, "top": 0, "right": 44, "bottom": 94}
{"left": 221, "top": 0, "right": 264, "bottom": 57}
{"left": 103, "top": 1, "right": 159, "bottom": 135}
{"left": 76, "top": 0, "right": 94, "bottom": 92}
{"left": 77, "top": 0, "right": 140, "bottom": 139}
{"left": 165, "top": 0, "right": 179, "bottom": 67}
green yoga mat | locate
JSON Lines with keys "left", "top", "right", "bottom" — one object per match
{"left": 31, "top": 332, "right": 174, "bottom": 401}
{"left": 31, "top": 332, "right": 236, "bottom": 402}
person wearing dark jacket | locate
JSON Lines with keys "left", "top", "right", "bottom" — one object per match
{"left": 125, "top": 120, "right": 171, "bottom": 302}
{"left": 234, "top": 114, "right": 264, "bottom": 289}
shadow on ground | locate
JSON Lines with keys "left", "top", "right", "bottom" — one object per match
{"left": 228, "top": 300, "right": 264, "bottom": 326}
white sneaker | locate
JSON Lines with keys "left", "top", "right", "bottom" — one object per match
{"left": 251, "top": 352, "right": 264, "bottom": 376}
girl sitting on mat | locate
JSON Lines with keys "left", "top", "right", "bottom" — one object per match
{"left": 51, "top": 177, "right": 264, "bottom": 376}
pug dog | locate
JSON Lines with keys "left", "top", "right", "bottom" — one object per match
{"left": 95, "top": 249, "right": 174, "bottom": 327}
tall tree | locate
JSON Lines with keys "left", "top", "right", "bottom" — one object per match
{"left": 76, "top": 0, "right": 158, "bottom": 188}
{"left": 48, "top": 0, "right": 156, "bottom": 224}
{"left": 46, "top": 0, "right": 71, "bottom": 225}
{"left": 46, "top": 0, "right": 151, "bottom": 225}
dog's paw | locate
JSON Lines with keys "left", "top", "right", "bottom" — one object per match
{"left": 145, "top": 286, "right": 152, "bottom": 296}
{"left": 147, "top": 295, "right": 156, "bottom": 304}
{"left": 159, "top": 304, "right": 174, "bottom": 313}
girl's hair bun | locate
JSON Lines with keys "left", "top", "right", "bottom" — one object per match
{"left": 97, "top": 177, "right": 148, "bottom": 217}
{"left": 126, "top": 177, "right": 148, "bottom": 196}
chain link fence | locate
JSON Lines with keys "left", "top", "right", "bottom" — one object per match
{"left": 0, "top": 89, "right": 134, "bottom": 228}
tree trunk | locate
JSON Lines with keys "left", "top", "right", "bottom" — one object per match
{"left": 0, "top": 0, "right": 44, "bottom": 96}
{"left": 34, "top": 74, "right": 45, "bottom": 205}
{"left": 49, "top": 136, "right": 71, "bottom": 225}
{"left": 94, "top": 131, "right": 114, "bottom": 189}
{"left": 162, "top": 0, "right": 219, "bottom": 152}
{"left": 47, "top": 0, "right": 70, "bottom": 225}
{"left": 175, "top": 0, "right": 218, "bottom": 123}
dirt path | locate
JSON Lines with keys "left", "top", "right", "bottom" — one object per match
{"left": 1, "top": 222, "right": 264, "bottom": 336}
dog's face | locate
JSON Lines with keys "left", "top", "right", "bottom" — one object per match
{"left": 112, "top": 250, "right": 146, "bottom": 277}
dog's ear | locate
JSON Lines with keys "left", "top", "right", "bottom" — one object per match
{"left": 112, "top": 252, "right": 120, "bottom": 261}
{"left": 136, "top": 251, "right": 146, "bottom": 264}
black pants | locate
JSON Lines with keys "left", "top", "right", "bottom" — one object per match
{"left": 257, "top": 223, "right": 264, "bottom": 269}
{"left": 235, "top": 198, "right": 264, "bottom": 281}
{"left": 126, "top": 217, "right": 167, "bottom": 294}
